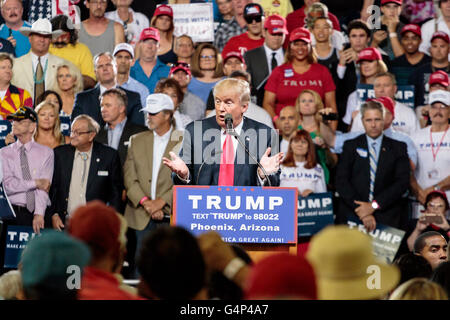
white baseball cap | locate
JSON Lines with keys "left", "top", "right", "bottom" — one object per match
{"left": 113, "top": 43, "right": 134, "bottom": 59}
{"left": 429, "top": 90, "right": 450, "bottom": 106}
{"left": 141, "top": 93, "right": 174, "bottom": 114}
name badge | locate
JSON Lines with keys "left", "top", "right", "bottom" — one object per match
{"left": 284, "top": 68, "right": 294, "bottom": 78}
{"left": 124, "top": 141, "right": 130, "bottom": 146}
{"left": 356, "top": 148, "right": 368, "bottom": 158}
{"left": 98, "top": 170, "right": 109, "bottom": 176}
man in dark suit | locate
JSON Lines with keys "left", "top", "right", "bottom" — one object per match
{"left": 48, "top": 114, "right": 124, "bottom": 230}
{"left": 336, "top": 100, "right": 410, "bottom": 231}
{"left": 95, "top": 88, "right": 146, "bottom": 166}
{"left": 163, "top": 78, "right": 283, "bottom": 187}
{"left": 71, "top": 52, "right": 144, "bottom": 127}
{"left": 244, "top": 14, "right": 287, "bottom": 106}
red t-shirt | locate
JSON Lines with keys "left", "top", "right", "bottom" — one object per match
{"left": 265, "top": 63, "right": 336, "bottom": 115}
{"left": 222, "top": 32, "right": 265, "bottom": 57}
{"left": 286, "top": 6, "right": 341, "bottom": 33}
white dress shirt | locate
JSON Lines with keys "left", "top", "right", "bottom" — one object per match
{"left": 151, "top": 126, "right": 173, "bottom": 200}
{"left": 263, "top": 44, "right": 284, "bottom": 73}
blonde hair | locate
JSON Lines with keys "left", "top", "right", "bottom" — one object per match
{"left": 213, "top": 78, "right": 250, "bottom": 105}
{"left": 389, "top": 278, "right": 449, "bottom": 300}
{"left": 0, "top": 270, "right": 22, "bottom": 300}
{"left": 295, "top": 89, "right": 324, "bottom": 123}
{"left": 53, "top": 63, "right": 83, "bottom": 94}
{"left": 33, "top": 101, "right": 65, "bottom": 144}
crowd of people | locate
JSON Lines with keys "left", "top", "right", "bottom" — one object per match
{"left": 0, "top": 0, "right": 447, "bottom": 300}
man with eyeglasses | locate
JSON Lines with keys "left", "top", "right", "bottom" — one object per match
{"left": 113, "top": 42, "right": 149, "bottom": 108}
{"left": 244, "top": 14, "right": 287, "bottom": 106}
{"left": 222, "top": 3, "right": 265, "bottom": 57}
{"left": 130, "top": 27, "right": 170, "bottom": 94}
{"left": 410, "top": 90, "right": 450, "bottom": 219}
{"left": 71, "top": 52, "right": 144, "bottom": 127}
{"left": 79, "top": 0, "right": 125, "bottom": 57}
{"left": 0, "top": 106, "right": 53, "bottom": 234}
{"left": 48, "top": 114, "right": 124, "bottom": 230}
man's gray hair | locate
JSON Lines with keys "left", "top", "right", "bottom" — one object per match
{"left": 360, "top": 100, "right": 386, "bottom": 119}
{"left": 93, "top": 52, "right": 116, "bottom": 69}
{"left": 72, "top": 114, "right": 100, "bottom": 134}
{"left": 213, "top": 78, "right": 250, "bottom": 105}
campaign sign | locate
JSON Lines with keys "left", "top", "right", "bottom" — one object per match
{"left": 347, "top": 218, "right": 405, "bottom": 264}
{"left": 0, "top": 183, "right": 15, "bottom": 220}
{"left": 356, "top": 84, "right": 415, "bottom": 109}
{"left": 173, "top": 186, "right": 298, "bottom": 244}
{"left": 3, "top": 225, "right": 37, "bottom": 268}
{"left": 170, "top": 3, "right": 214, "bottom": 43}
{"left": 298, "top": 192, "right": 334, "bottom": 237}
{"left": 60, "top": 115, "right": 71, "bottom": 136}
{"left": 0, "top": 120, "right": 11, "bottom": 148}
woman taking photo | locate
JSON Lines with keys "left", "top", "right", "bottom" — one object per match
{"left": 52, "top": 64, "right": 83, "bottom": 116}
{"left": 188, "top": 43, "right": 224, "bottom": 104}
{"left": 150, "top": 4, "right": 177, "bottom": 65}
{"left": 263, "top": 27, "right": 337, "bottom": 130}
{"left": 280, "top": 129, "right": 327, "bottom": 197}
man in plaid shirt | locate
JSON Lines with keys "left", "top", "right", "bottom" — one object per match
{"left": 214, "top": 0, "right": 249, "bottom": 52}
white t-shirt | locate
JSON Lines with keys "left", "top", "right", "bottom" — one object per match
{"left": 280, "top": 162, "right": 327, "bottom": 194}
{"left": 343, "top": 90, "right": 363, "bottom": 125}
{"left": 351, "top": 101, "right": 420, "bottom": 137}
{"left": 419, "top": 17, "right": 450, "bottom": 61}
{"left": 105, "top": 8, "right": 149, "bottom": 48}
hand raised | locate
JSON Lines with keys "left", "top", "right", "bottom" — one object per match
{"left": 162, "top": 151, "right": 189, "bottom": 179}
{"left": 259, "top": 147, "right": 283, "bottom": 176}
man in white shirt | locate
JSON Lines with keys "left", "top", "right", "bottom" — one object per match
{"left": 410, "top": 90, "right": 450, "bottom": 218}
{"left": 350, "top": 72, "right": 420, "bottom": 137}
{"left": 123, "top": 93, "right": 182, "bottom": 274}
{"left": 420, "top": 0, "right": 450, "bottom": 61}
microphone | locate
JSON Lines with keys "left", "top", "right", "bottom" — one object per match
{"left": 225, "top": 113, "right": 234, "bottom": 135}
{"left": 196, "top": 150, "right": 223, "bottom": 185}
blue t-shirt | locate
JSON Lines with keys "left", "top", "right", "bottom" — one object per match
{"left": 130, "top": 58, "right": 170, "bottom": 94}
{"left": 187, "top": 77, "right": 222, "bottom": 105}
{"left": 0, "top": 22, "right": 31, "bottom": 57}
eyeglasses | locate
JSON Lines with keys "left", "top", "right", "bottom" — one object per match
{"left": 70, "top": 130, "right": 92, "bottom": 136}
{"left": 200, "top": 55, "right": 215, "bottom": 60}
{"left": 244, "top": 15, "right": 262, "bottom": 24}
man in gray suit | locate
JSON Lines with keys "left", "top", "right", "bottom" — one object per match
{"left": 244, "top": 14, "right": 287, "bottom": 106}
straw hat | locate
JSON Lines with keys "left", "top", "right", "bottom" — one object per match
{"left": 19, "top": 18, "right": 64, "bottom": 40}
{"left": 306, "top": 225, "right": 400, "bottom": 300}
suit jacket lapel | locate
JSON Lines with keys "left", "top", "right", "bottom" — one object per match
{"left": 375, "top": 136, "right": 389, "bottom": 188}
{"left": 358, "top": 135, "right": 370, "bottom": 192}
{"left": 234, "top": 118, "right": 250, "bottom": 185}
{"left": 156, "top": 129, "right": 178, "bottom": 186}
{"left": 64, "top": 146, "right": 76, "bottom": 196}
{"left": 86, "top": 142, "right": 101, "bottom": 195}
{"left": 146, "top": 131, "right": 154, "bottom": 185}
{"left": 260, "top": 47, "right": 269, "bottom": 81}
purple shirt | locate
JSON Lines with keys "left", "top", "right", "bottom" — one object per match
{"left": 1, "top": 140, "right": 54, "bottom": 216}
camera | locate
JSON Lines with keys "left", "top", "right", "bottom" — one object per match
{"left": 322, "top": 113, "right": 339, "bottom": 121}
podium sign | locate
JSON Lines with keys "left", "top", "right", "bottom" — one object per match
{"left": 173, "top": 186, "right": 298, "bottom": 244}
{"left": 3, "top": 225, "right": 36, "bottom": 268}
{"left": 0, "top": 120, "right": 11, "bottom": 148}
{"left": 298, "top": 192, "right": 334, "bottom": 237}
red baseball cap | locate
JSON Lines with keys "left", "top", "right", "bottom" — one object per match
{"left": 431, "top": 31, "right": 450, "bottom": 43}
{"left": 381, "top": 0, "right": 402, "bottom": 5}
{"left": 356, "top": 47, "right": 382, "bottom": 64}
{"left": 169, "top": 64, "right": 191, "bottom": 77}
{"left": 429, "top": 70, "right": 449, "bottom": 87}
{"left": 264, "top": 14, "right": 288, "bottom": 35}
{"left": 153, "top": 4, "right": 173, "bottom": 19}
{"left": 368, "top": 96, "right": 395, "bottom": 119}
{"left": 139, "top": 27, "right": 160, "bottom": 42}
{"left": 222, "top": 50, "right": 244, "bottom": 63}
{"left": 401, "top": 24, "right": 421, "bottom": 38}
{"left": 289, "top": 27, "right": 311, "bottom": 43}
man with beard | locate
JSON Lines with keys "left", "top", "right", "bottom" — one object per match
{"left": 79, "top": 0, "right": 125, "bottom": 57}
{"left": 0, "top": 0, "right": 30, "bottom": 57}
{"left": 391, "top": 24, "right": 431, "bottom": 86}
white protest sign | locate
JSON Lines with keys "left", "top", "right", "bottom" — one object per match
{"left": 169, "top": 3, "right": 214, "bottom": 43}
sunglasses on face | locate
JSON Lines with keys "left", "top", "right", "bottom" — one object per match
{"left": 244, "top": 15, "right": 262, "bottom": 24}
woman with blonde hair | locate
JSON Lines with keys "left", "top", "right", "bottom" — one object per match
{"left": 33, "top": 101, "right": 68, "bottom": 149}
{"left": 52, "top": 63, "right": 83, "bottom": 116}
{"left": 188, "top": 43, "right": 224, "bottom": 104}
{"left": 295, "top": 89, "right": 336, "bottom": 184}
{"left": 389, "top": 278, "right": 448, "bottom": 300}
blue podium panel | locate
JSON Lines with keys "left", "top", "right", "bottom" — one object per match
{"left": 297, "top": 192, "right": 334, "bottom": 237}
{"left": 173, "top": 186, "right": 298, "bottom": 244}
{"left": 4, "top": 225, "right": 36, "bottom": 269}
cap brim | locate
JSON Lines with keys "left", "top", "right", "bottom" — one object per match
{"left": 317, "top": 261, "right": 400, "bottom": 300}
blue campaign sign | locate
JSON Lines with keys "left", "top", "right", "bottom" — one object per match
{"left": 173, "top": 186, "right": 298, "bottom": 244}
{"left": 60, "top": 115, "right": 71, "bottom": 136}
{"left": 4, "top": 225, "right": 36, "bottom": 268}
{"left": 356, "top": 84, "right": 415, "bottom": 109}
{"left": 298, "top": 192, "right": 334, "bottom": 237}
{"left": 0, "top": 120, "right": 11, "bottom": 148}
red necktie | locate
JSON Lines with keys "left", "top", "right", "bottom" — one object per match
{"left": 218, "top": 133, "right": 235, "bottom": 186}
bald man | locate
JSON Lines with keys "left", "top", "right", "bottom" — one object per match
{"left": 279, "top": 106, "right": 299, "bottom": 156}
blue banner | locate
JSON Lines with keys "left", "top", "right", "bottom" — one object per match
{"left": 173, "top": 186, "right": 298, "bottom": 244}
{"left": 0, "top": 183, "right": 15, "bottom": 220}
{"left": 356, "top": 84, "right": 415, "bottom": 109}
{"left": 0, "top": 120, "right": 11, "bottom": 148}
{"left": 60, "top": 115, "right": 71, "bottom": 137}
{"left": 298, "top": 192, "right": 334, "bottom": 237}
{"left": 3, "top": 225, "right": 36, "bottom": 268}
{"left": 347, "top": 218, "right": 405, "bottom": 264}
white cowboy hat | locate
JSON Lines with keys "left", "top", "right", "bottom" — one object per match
{"left": 19, "top": 18, "right": 64, "bottom": 39}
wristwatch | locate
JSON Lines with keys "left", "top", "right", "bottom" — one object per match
{"left": 434, "top": 185, "right": 441, "bottom": 191}
{"left": 371, "top": 200, "right": 380, "bottom": 210}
